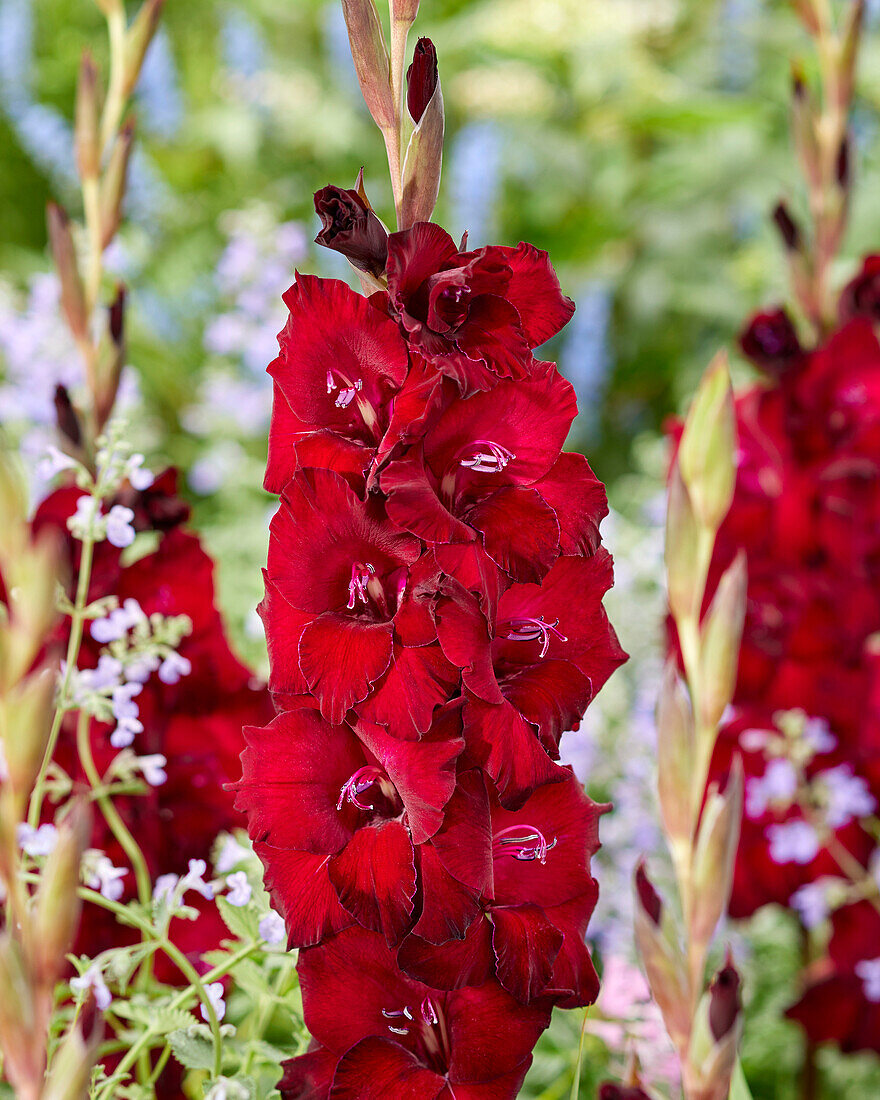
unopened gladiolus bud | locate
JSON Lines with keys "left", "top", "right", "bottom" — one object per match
{"left": 75, "top": 52, "right": 101, "bottom": 181}
{"left": 313, "top": 183, "right": 388, "bottom": 277}
{"left": 598, "top": 1085, "right": 652, "bottom": 1100}
{"left": 697, "top": 552, "right": 747, "bottom": 730}
{"left": 406, "top": 38, "right": 438, "bottom": 124}
{"left": 0, "top": 672, "right": 54, "bottom": 800}
{"left": 341, "top": 0, "right": 395, "bottom": 131}
{"left": 634, "top": 866, "right": 690, "bottom": 1053}
{"left": 709, "top": 955, "right": 741, "bottom": 1042}
{"left": 665, "top": 466, "right": 702, "bottom": 624}
{"left": 790, "top": 0, "right": 820, "bottom": 34}
{"left": 690, "top": 763, "right": 743, "bottom": 956}
{"left": 46, "top": 203, "right": 88, "bottom": 342}
{"left": 400, "top": 39, "right": 444, "bottom": 229}
{"left": 54, "top": 385, "right": 83, "bottom": 448}
{"left": 42, "top": 1015, "right": 100, "bottom": 1100}
{"left": 739, "top": 308, "right": 803, "bottom": 376}
{"left": 28, "top": 804, "right": 89, "bottom": 988}
{"left": 836, "top": 135, "right": 851, "bottom": 190}
{"left": 0, "top": 935, "right": 43, "bottom": 1096}
{"left": 677, "top": 352, "right": 736, "bottom": 534}
{"left": 123, "top": 0, "right": 166, "bottom": 98}
{"left": 773, "top": 200, "right": 802, "bottom": 252}
{"left": 839, "top": 0, "right": 865, "bottom": 110}
{"left": 100, "top": 119, "right": 134, "bottom": 249}
{"left": 656, "top": 661, "right": 695, "bottom": 856}
{"left": 791, "top": 66, "right": 821, "bottom": 190}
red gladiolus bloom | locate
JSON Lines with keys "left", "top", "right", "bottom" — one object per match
{"left": 398, "top": 771, "right": 602, "bottom": 1007}
{"left": 279, "top": 927, "right": 551, "bottom": 1100}
{"left": 383, "top": 224, "right": 574, "bottom": 394}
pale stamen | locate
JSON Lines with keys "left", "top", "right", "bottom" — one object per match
{"left": 493, "top": 824, "right": 557, "bottom": 864}
{"left": 347, "top": 562, "right": 376, "bottom": 610}
{"left": 326, "top": 369, "right": 364, "bottom": 410}
{"left": 501, "top": 616, "right": 567, "bottom": 659}
{"left": 337, "top": 765, "right": 383, "bottom": 811}
{"left": 458, "top": 439, "right": 516, "bottom": 474}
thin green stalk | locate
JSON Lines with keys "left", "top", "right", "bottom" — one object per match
{"left": 28, "top": 524, "right": 96, "bottom": 829}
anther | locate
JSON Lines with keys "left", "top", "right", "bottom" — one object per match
{"left": 501, "top": 616, "right": 567, "bottom": 659}
{"left": 493, "top": 825, "right": 557, "bottom": 864}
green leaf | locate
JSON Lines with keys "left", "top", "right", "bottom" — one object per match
{"left": 216, "top": 896, "right": 260, "bottom": 942}
{"left": 730, "top": 1058, "right": 755, "bottom": 1100}
{"left": 168, "top": 1028, "right": 216, "bottom": 1071}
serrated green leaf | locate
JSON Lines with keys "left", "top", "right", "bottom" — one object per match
{"left": 153, "top": 1005, "right": 200, "bottom": 1034}
{"left": 168, "top": 1028, "right": 216, "bottom": 1071}
{"left": 216, "top": 896, "right": 260, "bottom": 942}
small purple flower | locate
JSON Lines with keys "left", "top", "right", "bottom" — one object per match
{"left": 746, "top": 758, "right": 798, "bottom": 819}
{"left": 767, "top": 820, "right": 820, "bottom": 865}
{"left": 215, "top": 835, "right": 250, "bottom": 874}
{"left": 38, "top": 445, "right": 78, "bottom": 481}
{"left": 153, "top": 873, "right": 179, "bottom": 903}
{"left": 225, "top": 870, "right": 252, "bottom": 907}
{"left": 106, "top": 504, "right": 136, "bottom": 548}
{"left": 158, "top": 651, "right": 192, "bottom": 685}
{"left": 85, "top": 853, "right": 128, "bottom": 901}
{"left": 790, "top": 880, "right": 831, "bottom": 928}
{"left": 803, "top": 716, "right": 836, "bottom": 755}
{"left": 126, "top": 453, "right": 154, "bottom": 492}
{"left": 855, "top": 958, "right": 880, "bottom": 1003}
{"left": 259, "top": 910, "right": 286, "bottom": 946}
{"left": 819, "top": 765, "right": 876, "bottom": 829}
{"left": 71, "top": 964, "right": 112, "bottom": 1011}
{"left": 17, "top": 823, "right": 58, "bottom": 857}
{"left": 200, "top": 981, "right": 226, "bottom": 1023}
{"left": 136, "top": 753, "right": 168, "bottom": 787}
{"left": 182, "top": 858, "right": 215, "bottom": 900}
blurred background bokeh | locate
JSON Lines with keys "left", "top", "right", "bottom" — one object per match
{"left": 3, "top": 1, "right": 880, "bottom": 1095}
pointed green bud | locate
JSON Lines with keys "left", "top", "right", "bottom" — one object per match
{"left": 123, "top": 0, "right": 165, "bottom": 98}
{"left": 690, "top": 762, "right": 743, "bottom": 957}
{"left": 633, "top": 862, "right": 690, "bottom": 1055}
{"left": 698, "top": 551, "right": 747, "bottom": 730}
{"left": 75, "top": 52, "right": 101, "bottom": 182}
{"left": 665, "top": 465, "right": 703, "bottom": 624}
{"left": 677, "top": 352, "right": 736, "bottom": 534}
{"left": 0, "top": 935, "right": 44, "bottom": 1096}
{"left": 341, "top": 0, "right": 396, "bottom": 131}
{"left": 656, "top": 661, "right": 695, "bottom": 862}
{"left": 99, "top": 119, "right": 134, "bottom": 248}
{"left": 391, "top": 0, "right": 419, "bottom": 25}
{"left": 43, "top": 1017, "right": 99, "bottom": 1100}
{"left": 0, "top": 671, "right": 54, "bottom": 799}
{"left": 47, "top": 203, "right": 88, "bottom": 342}
{"left": 839, "top": 0, "right": 865, "bottom": 111}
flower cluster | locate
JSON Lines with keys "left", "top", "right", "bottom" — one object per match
{"left": 691, "top": 256, "right": 880, "bottom": 1053}
{"left": 34, "top": 471, "right": 272, "bottom": 979}
{"left": 235, "top": 208, "right": 626, "bottom": 1097}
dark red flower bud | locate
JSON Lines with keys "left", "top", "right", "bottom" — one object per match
{"left": 313, "top": 185, "right": 388, "bottom": 277}
{"left": 837, "top": 135, "right": 851, "bottom": 189}
{"left": 635, "top": 860, "right": 662, "bottom": 926}
{"left": 109, "top": 284, "right": 126, "bottom": 346}
{"left": 599, "top": 1084, "right": 652, "bottom": 1100}
{"left": 406, "top": 37, "right": 438, "bottom": 124}
{"left": 708, "top": 957, "right": 741, "bottom": 1042}
{"left": 54, "top": 385, "right": 82, "bottom": 448}
{"left": 772, "top": 201, "right": 802, "bottom": 252}
{"left": 739, "top": 308, "right": 803, "bottom": 377}
{"left": 839, "top": 255, "right": 880, "bottom": 323}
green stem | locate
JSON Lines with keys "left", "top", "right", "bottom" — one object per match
{"left": 28, "top": 525, "right": 96, "bottom": 829}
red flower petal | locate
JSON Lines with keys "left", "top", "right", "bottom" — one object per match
{"left": 279, "top": 1046, "right": 338, "bottom": 1100}
{"left": 329, "top": 820, "right": 417, "bottom": 946}
{"left": 355, "top": 643, "right": 459, "bottom": 741}
{"left": 257, "top": 575, "right": 311, "bottom": 705}
{"left": 235, "top": 711, "right": 362, "bottom": 854}
{"left": 387, "top": 223, "right": 460, "bottom": 318}
{"left": 531, "top": 452, "right": 608, "bottom": 557}
{"left": 399, "top": 915, "right": 495, "bottom": 987}
{"left": 410, "top": 843, "right": 484, "bottom": 945}
{"left": 490, "top": 905, "right": 563, "bottom": 1003}
{"left": 428, "top": 766, "right": 494, "bottom": 899}
{"left": 463, "top": 695, "right": 568, "bottom": 810}
{"left": 330, "top": 1038, "right": 445, "bottom": 1100}
{"left": 265, "top": 382, "right": 310, "bottom": 494}
{"left": 499, "top": 242, "right": 575, "bottom": 347}
{"left": 299, "top": 613, "right": 394, "bottom": 725}
{"left": 355, "top": 719, "right": 463, "bottom": 845}
{"left": 255, "top": 843, "right": 353, "bottom": 947}
{"left": 446, "top": 982, "right": 551, "bottom": 1081}
{"left": 271, "top": 273, "right": 409, "bottom": 440}
{"left": 467, "top": 486, "right": 560, "bottom": 583}
{"left": 382, "top": 448, "right": 474, "bottom": 545}
{"left": 501, "top": 659, "right": 595, "bottom": 751}
{"left": 540, "top": 896, "right": 600, "bottom": 1008}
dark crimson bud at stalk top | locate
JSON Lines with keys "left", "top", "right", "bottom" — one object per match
{"left": 313, "top": 184, "right": 388, "bottom": 277}
{"left": 54, "top": 385, "right": 82, "bottom": 448}
{"left": 635, "top": 860, "right": 662, "bottom": 926}
{"left": 772, "top": 201, "right": 802, "bottom": 252}
{"left": 739, "top": 308, "right": 803, "bottom": 377}
{"left": 406, "top": 37, "right": 438, "bottom": 124}
{"left": 708, "top": 956, "right": 741, "bottom": 1042}
{"left": 598, "top": 1085, "right": 652, "bottom": 1100}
